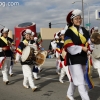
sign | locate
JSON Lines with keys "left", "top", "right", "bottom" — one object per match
{"left": 95, "top": 9, "right": 100, "bottom": 20}
{"left": 86, "top": 23, "right": 91, "bottom": 27}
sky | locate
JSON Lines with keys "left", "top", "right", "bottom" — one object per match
{"left": 0, "top": 0, "right": 100, "bottom": 33}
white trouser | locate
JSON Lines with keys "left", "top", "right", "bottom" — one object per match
{"left": 67, "top": 64, "right": 90, "bottom": 100}
{"left": 67, "top": 82, "right": 90, "bottom": 100}
{"left": 92, "top": 56, "right": 100, "bottom": 78}
{"left": 59, "top": 61, "right": 71, "bottom": 81}
{"left": 38, "top": 65, "right": 42, "bottom": 72}
{"left": 97, "top": 68, "right": 100, "bottom": 77}
{"left": 22, "top": 65, "right": 35, "bottom": 89}
{"left": 9, "top": 65, "right": 13, "bottom": 75}
{"left": 1, "top": 57, "right": 11, "bottom": 81}
{"left": 33, "top": 72, "right": 38, "bottom": 79}
{"left": 56, "top": 59, "right": 61, "bottom": 73}
{"left": 67, "top": 82, "right": 76, "bottom": 100}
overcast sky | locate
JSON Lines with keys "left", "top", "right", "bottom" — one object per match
{"left": 0, "top": 0, "right": 100, "bottom": 33}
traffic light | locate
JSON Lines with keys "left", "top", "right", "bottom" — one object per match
{"left": 49, "top": 22, "right": 51, "bottom": 28}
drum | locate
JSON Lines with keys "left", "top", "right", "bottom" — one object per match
{"left": 21, "top": 46, "right": 47, "bottom": 66}
{"left": 35, "top": 51, "right": 47, "bottom": 66}
{"left": 92, "top": 45, "right": 100, "bottom": 59}
{"left": 21, "top": 46, "right": 36, "bottom": 64}
{"left": 90, "top": 32, "right": 100, "bottom": 44}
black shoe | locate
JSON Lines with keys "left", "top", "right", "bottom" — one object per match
{"left": 39, "top": 68, "right": 43, "bottom": 73}
{"left": 6, "top": 81, "right": 9, "bottom": 85}
{"left": 3, "top": 81, "right": 9, "bottom": 85}
{"left": 10, "top": 73, "right": 14, "bottom": 77}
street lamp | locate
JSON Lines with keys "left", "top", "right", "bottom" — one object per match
{"left": 72, "top": 0, "right": 90, "bottom": 30}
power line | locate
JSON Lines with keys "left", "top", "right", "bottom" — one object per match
{"left": 0, "top": 24, "right": 5, "bottom": 27}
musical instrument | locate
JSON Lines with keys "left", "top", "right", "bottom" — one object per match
{"left": 90, "top": 32, "right": 100, "bottom": 44}
{"left": 36, "top": 51, "right": 47, "bottom": 66}
{"left": 21, "top": 46, "right": 36, "bottom": 64}
{"left": 92, "top": 44, "right": 100, "bottom": 59}
{"left": 21, "top": 46, "right": 47, "bottom": 66}
{"left": 92, "top": 44, "right": 100, "bottom": 69}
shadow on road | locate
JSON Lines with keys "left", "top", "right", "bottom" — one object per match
{"left": 36, "top": 67, "right": 69, "bottom": 91}
{"left": 74, "top": 86, "right": 100, "bottom": 100}
{"left": 8, "top": 77, "right": 23, "bottom": 85}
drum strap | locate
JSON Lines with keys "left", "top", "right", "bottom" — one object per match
{"left": 69, "top": 26, "right": 86, "bottom": 44}
{"left": 0, "top": 36, "right": 8, "bottom": 45}
{"left": 23, "top": 39, "right": 29, "bottom": 44}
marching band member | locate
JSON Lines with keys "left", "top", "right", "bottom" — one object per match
{"left": 54, "top": 32, "right": 61, "bottom": 75}
{"left": 9, "top": 42, "right": 16, "bottom": 77}
{"left": 91, "top": 27, "right": 100, "bottom": 78}
{"left": 64, "top": 9, "right": 90, "bottom": 100}
{"left": 48, "top": 32, "right": 59, "bottom": 55}
{"left": 56, "top": 29, "right": 71, "bottom": 83}
{"left": 30, "top": 32, "right": 41, "bottom": 80}
{"left": 0, "top": 27, "right": 13, "bottom": 84}
{"left": 87, "top": 27, "right": 97, "bottom": 78}
{"left": 9, "top": 50, "right": 14, "bottom": 77}
{"left": 15, "top": 29, "right": 38, "bottom": 91}
{"left": 48, "top": 32, "right": 60, "bottom": 74}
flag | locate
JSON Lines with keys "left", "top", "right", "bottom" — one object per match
{"left": 37, "top": 33, "right": 42, "bottom": 44}
{"left": 84, "top": 56, "right": 94, "bottom": 89}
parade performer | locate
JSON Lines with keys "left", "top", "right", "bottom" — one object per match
{"left": 29, "top": 32, "right": 41, "bottom": 80}
{"left": 48, "top": 32, "right": 61, "bottom": 74}
{"left": 87, "top": 27, "right": 98, "bottom": 78}
{"left": 9, "top": 50, "right": 15, "bottom": 77}
{"left": 64, "top": 9, "right": 93, "bottom": 100}
{"left": 54, "top": 31, "right": 62, "bottom": 75}
{"left": 56, "top": 29, "right": 71, "bottom": 83}
{"left": 0, "top": 27, "right": 13, "bottom": 84}
{"left": 90, "top": 27, "right": 100, "bottom": 78}
{"left": 15, "top": 29, "right": 37, "bottom": 91}
{"left": 48, "top": 32, "right": 59, "bottom": 52}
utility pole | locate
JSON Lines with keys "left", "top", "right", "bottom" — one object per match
{"left": 82, "top": 0, "right": 84, "bottom": 27}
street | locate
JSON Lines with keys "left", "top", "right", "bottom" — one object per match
{"left": 0, "top": 59, "right": 100, "bottom": 100}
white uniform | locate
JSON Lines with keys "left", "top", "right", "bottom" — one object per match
{"left": 15, "top": 40, "right": 37, "bottom": 90}
{"left": 67, "top": 47, "right": 90, "bottom": 100}
{"left": 65, "top": 26, "right": 90, "bottom": 100}
{"left": 0, "top": 35, "right": 13, "bottom": 84}
{"left": 29, "top": 39, "right": 41, "bottom": 80}
{"left": 56, "top": 29, "right": 71, "bottom": 83}
{"left": 1, "top": 57, "right": 11, "bottom": 82}
{"left": 59, "top": 61, "right": 71, "bottom": 83}
{"left": 92, "top": 44, "right": 100, "bottom": 78}
{"left": 15, "top": 29, "right": 37, "bottom": 91}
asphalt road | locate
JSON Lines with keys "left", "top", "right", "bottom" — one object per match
{"left": 0, "top": 59, "right": 100, "bottom": 100}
